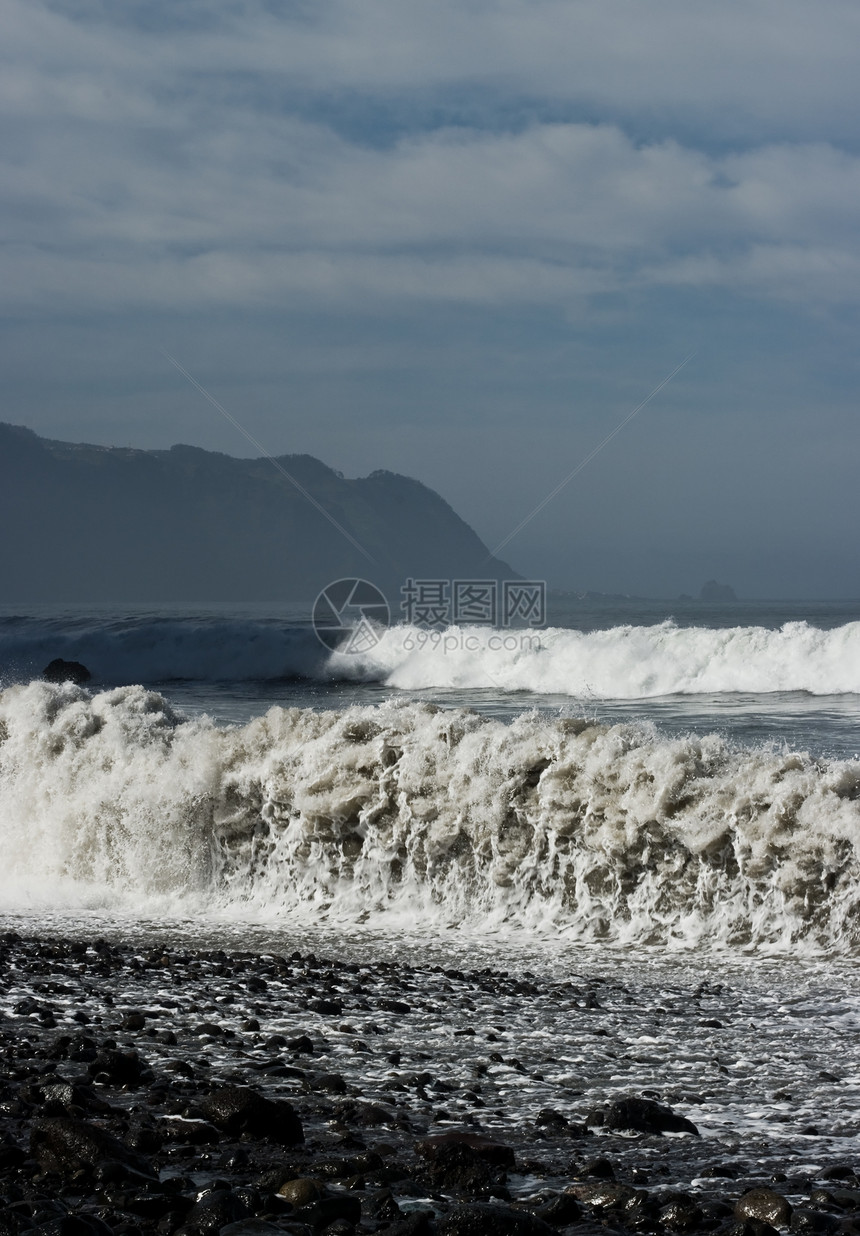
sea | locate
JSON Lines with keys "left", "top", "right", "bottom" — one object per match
{"left": 1, "top": 597, "right": 860, "bottom": 1178}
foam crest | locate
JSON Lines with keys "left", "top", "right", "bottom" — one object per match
{"left": 337, "top": 620, "right": 860, "bottom": 696}
{"left": 1, "top": 683, "right": 859, "bottom": 951}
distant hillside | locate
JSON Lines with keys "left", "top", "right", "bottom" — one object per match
{"left": 0, "top": 423, "right": 515, "bottom": 602}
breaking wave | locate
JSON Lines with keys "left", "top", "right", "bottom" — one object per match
{"left": 338, "top": 620, "right": 860, "bottom": 697}
{"left": 1, "top": 682, "right": 859, "bottom": 953}
{"left": 0, "top": 615, "right": 328, "bottom": 684}
{"left": 2, "top": 616, "right": 860, "bottom": 698}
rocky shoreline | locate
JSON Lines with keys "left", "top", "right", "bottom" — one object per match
{"left": 0, "top": 930, "right": 858, "bottom": 1235}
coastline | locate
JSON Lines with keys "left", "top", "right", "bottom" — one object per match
{"left": 2, "top": 929, "right": 858, "bottom": 1235}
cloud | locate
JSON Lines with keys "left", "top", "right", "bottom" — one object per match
{"left": 11, "top": 0, "right": 860, "bottom": 141}
{"left": 2, "top": 0, "right": 859, "bottom": 598}
{"left": 1, "top": 0, "right": 858, "bottom": 321}
{"left": 1, "top": 104, "right": 859, "bottom": 314}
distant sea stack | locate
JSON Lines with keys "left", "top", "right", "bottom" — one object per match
{"left": 699, "top": 580, "right": 738, "bottom": 602}
{"left": 0, "top": 423, "right": 515, "bottom": 602}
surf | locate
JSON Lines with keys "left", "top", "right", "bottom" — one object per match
{"left": 1, "top": 681, "right": 858, "bottom": 953}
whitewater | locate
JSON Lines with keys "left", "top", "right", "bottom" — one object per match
{"left": 2, "top": 609, "right": 860, "bottom": 697}
{"left": 1, "top": 678, "right": 858, "bottom": 953}
{"left": 339, "top": 619, "right": 860, "bottom": 697}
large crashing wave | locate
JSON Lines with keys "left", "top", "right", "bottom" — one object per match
{"left": 1, "top": 682, "right": 859, "bottom": 952}
{"left": 2, "top": 616, "right": 860, "bottom": 697}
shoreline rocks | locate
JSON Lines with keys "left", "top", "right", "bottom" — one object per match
{"left": 0, "top": 929, "right": 856, "bottom": 1235}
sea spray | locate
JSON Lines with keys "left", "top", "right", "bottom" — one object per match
{"left": 1, "top": 681, "right": 859, "bottom": 950}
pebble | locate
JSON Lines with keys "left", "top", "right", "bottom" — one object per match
{"left": 0, "top": 930, "right": 855, "bottom": 1236}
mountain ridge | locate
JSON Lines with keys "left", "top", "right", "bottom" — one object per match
{"left": 0, "top": 422, "right": 516, "bottom": 602}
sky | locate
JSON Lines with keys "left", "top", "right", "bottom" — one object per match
{"left": 2, "top": 0, "right": 859, "bottom": 598}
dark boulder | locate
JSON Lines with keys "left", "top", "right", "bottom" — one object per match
{"left": 417, "top": 1131, "right": 515, "bottom": 1196}
{"left": 587, "top": 1095, "right": 699, "bottom": 1136}
{"left": 35, "top": 1079, "right": 112, "bottom": 1116}
{"left": 30, "top": 1115, "right": 155, "bottom": 1180}
{"left": 196, "top": 1084, "right": 303, "bottom": 1144}
{"left": 42, "top": 659, "right": 91, "bottom": 685}
{"left": 184, "top": 1188, "right": 252, "bottom": 1231}
{"left": 532, "top": 1192, "right": 583, "bottom": 1225}
{"left": 571, "top": 1181, "right": 642, "bottom": 1210}
{"left": 383, "top": 1216, "right": 434, "bottom": 1236}
{"left": 278, "top": 1178, "right": 325, "bottom": 1206}
{"left": 295, "top": 1194, "right": 362, "bottom": 1229}
{"left": 659, "top": 1192, "right": 704, "bottom": 1231}
{"left": 87, "top": 1047, "right": 148, "bottom": 1088}
{"left": 417, "top": 1131, "right": 516, "bottom": 1169}
{"left": 735, "top": 1189, "right": 793, "bottom": 1227}
{"left": 309, "top": 997, "right": 343, "bottom": 1015}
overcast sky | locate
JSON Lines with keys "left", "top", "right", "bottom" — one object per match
{"left": 2, "top": 0, "right": 859, "bottom": 597}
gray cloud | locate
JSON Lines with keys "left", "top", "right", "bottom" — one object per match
{"left": 1, "top": 0, "right": 859, "bottom": 596}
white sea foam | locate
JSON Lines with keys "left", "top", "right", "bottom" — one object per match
{"left": 1, "top": 682, "right": 859, "bottom": 952}
{"left": 336, "top": 620, "right": 860, "bottom": 697}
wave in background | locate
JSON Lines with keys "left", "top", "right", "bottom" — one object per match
{"left": 2, "top": 616, "right": 860, "bottom": 697}
{"left": 339, "top": 620, "right": 860, "bottom": 696}
{"left": 1, "top": 682, "right": 858, "bottom": 952}
{"left": 0, "top": 615, "right": 328, "bottom": 684}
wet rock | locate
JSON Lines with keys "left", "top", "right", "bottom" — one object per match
{"left": 279, "top": 1177, "right": 325, "bottom": 1206}
{"left": 571, "top": 1181, "right": 641, "bottom": 1210}
{"left": 587, "top": 1095, "right": 699, "bottom": 1136}
{"left": 36, "top": 1079, "right": 111, "bottom": 1116}
{"left": 728, "top": 1223, "right": 782, "bottom": 1236}
{"left": 377, "top": 997, "right": 411, "bottom": 1014}
{"left": 736, "top": 1189, "right": 794, "bottom": 1227}
{"left": 312, "top": 1071, "right": 348, "bottom": 1094}
{"left": 184, "top": 1187, "right": 252, "bottom": 1231}
{"left": 295, "top": 1193, "right": 362, "bottom": 1229}
{"left": 417, "top": 1131, "right": 514, "bottom": 1196}
{"left": 312, "top": 1151, "right": 383, "bottom": 1179}
{"left": 791, "top": 1209, "right": 841, "bottom": 1234}
{"left": 287, "top": 1034, "right": 315, "bottom": 1054}
{"left": 532, "top": 1192, "right": 583, "bottom": 1225}
{"left": 535, "top": 1108, "right": 569, "bottom": 1129}
{"left": 30, "top": 1115, "right": 155, "bottom": 1179}
{"left": 196, "top": 1085, "right": 303, "bottom": 1144}
{"left": 334, "top": 1099, "right": 397, "bottom": 1127}
{"left": 820, "top": 1167, "right": 857, "bottom": 1183}
{"left": 365, "top": 1188, "right": 403, "bottom": 1221}
{"left": 659, "top": 1192, "right": 704, "bottom": 1231}
{"left": 382, "top": 1216, "right": 434, "bottom": 1236}
{"left": 309, "top": 998, "right": 343, "bottom": 1015}
{"left": 582, "top": 1156, "right": 615, "bottom": 1179}
{"left": 42, "top": 659, "right": 91, "bottom": 685}
{"left": 439, "top": 1201, "right": 556, "bottom": 1235}
{"left": 87, "top": 1047, "right": 147, "bottom": 1088}
{"left": 812, "top": 1190, "right": 860, "bottom": 1212}
{"left": 417, "top": 1131, "right": 516, "bottom": 1169}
